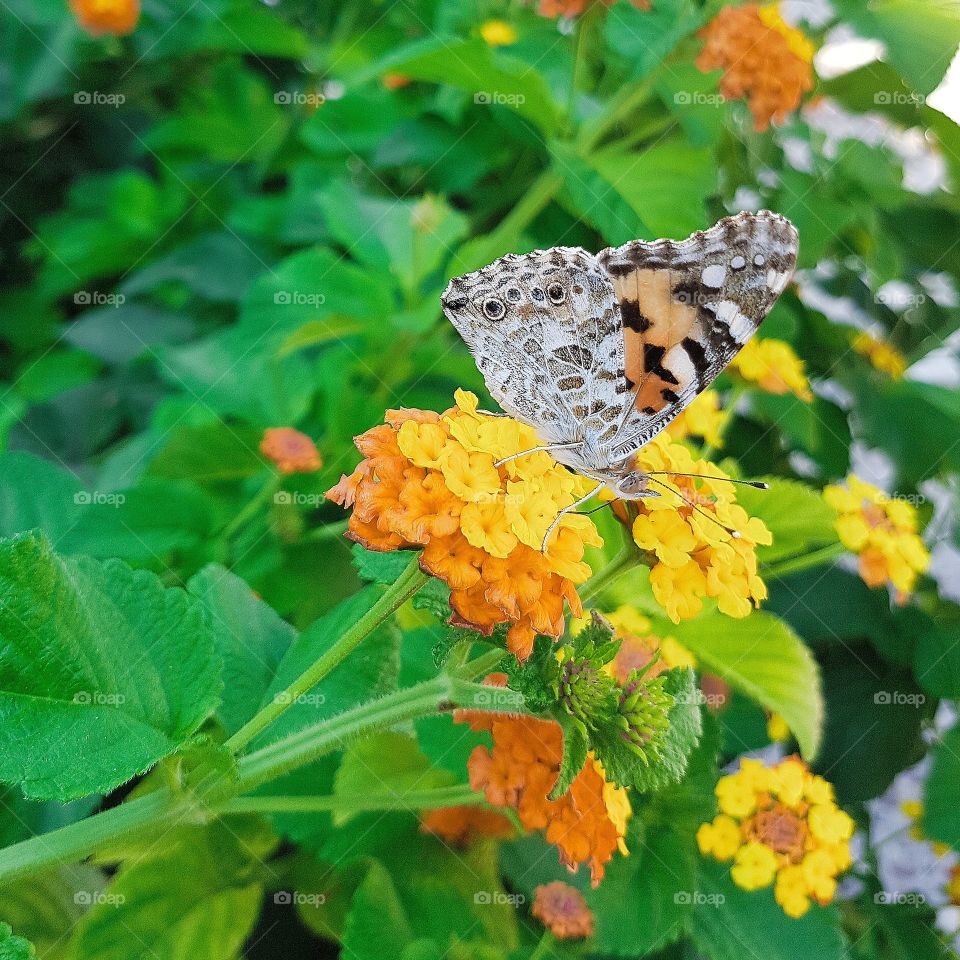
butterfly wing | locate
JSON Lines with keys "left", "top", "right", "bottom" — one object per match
{"left": 441, "top": 247, "right": 630, "bottom": 457}
{"left": 596, "top": 210, "right": 798, "bottom": 462}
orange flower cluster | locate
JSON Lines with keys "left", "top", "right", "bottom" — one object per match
{"left": 70, "top": 0, "right": 139, "bottom": 35}
{"left": 536, "top": 0, "right": 648, "bottom": 18}
{"left": 696, "top": 3, "right": 815, "bottom": 131}
{"left": 420, "top": 805, "right": 514, "bottom": 845}
{"left": 457, "top": 676, "right": 629, "bottom": 885}
{"left": 326, "top": 391, "right": 602, "bottom": 661}
{"left": 260, "top": 428, "right": 322, "bottom": 474}
{"left": 532, "top": 882, "right": 594, "bottom": 940}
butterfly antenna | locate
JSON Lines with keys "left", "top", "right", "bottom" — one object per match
{"left": 645, "top": 476, "right": 744, "bottom": 539}
{"left": 646, "top": 471, "right": 769, "bottom": 490}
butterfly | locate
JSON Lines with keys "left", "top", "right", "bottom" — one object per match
{"left": 441, "top": 210, "right": 799, "bottom": 548}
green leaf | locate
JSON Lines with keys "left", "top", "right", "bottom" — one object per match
{"left": 668, "top": 610, "right": 823, "bottom": 760}
{"left": 342, "top": 861, "right": 413, "bottom": 960}
{"left": 923, "top": 727, "right": 960, "bottom": 848}
{"left": 606, "top": 0, "right": 704, "bottom": 82}
{"left": 0, "top": 532, "right": 221, "bottom": 800}
{"left": 588, "top": 142, "right": 716, "bottom": 238}
{"left": 147, "top": 422, "right": 267, "bottom": 483}
{"left": 0, "top": 453, "right": 82, "bottom": 544}
{"left": 332, "top": 732, "right": 452, "bottom": 824}
{"left": 363, "top": 38, "right": 560, "bottom": 133}
{"left": 549, "top": 714, "right": 589, "bottom": 801}
{"left": 913, "top": 623, "right": 960, "bottom": 699}
{"left": 70, "top": 819, "right": 275, "bottom": 960}
{"left": 353, "top": 545, "right": 417, "bottom": 584}
{"left": 187, "top": 565, "right": 295, "bottom": 738}
{"left": 691, "top": 857, "right": 848, "bottom": 960}
{"left": 0, "top": 924, "right": 34, "bottom": 960}
{"left": 735, "top": 478, "right": 838, "bottom": 565}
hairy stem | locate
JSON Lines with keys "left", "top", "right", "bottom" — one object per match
{"left": 762, "top": 541, "right": 846, "bottom": 582}
{"left": 580, "top": 542, "right": 640, "bottom": 604}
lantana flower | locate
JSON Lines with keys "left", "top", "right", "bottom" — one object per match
{"left": 696, "top": 3, "right": 815, "bottom": 131}
{"left": 604, "top": 605, "right": 696, "bottom": 683}
{"left": 532, "top": 882, "right": 594, "bottom": 939}
{"left": 729, "top": 337, "right": 813, "bottom": 401}
{"left": 852, "top": 331, "right": 907, "bottom": 379}
{"left": 261, "top": 428, "right": 323, "bottom": 474}
{"left": 70, "top": 0, "right": 139, "bottom": 35}
{"left": 666, "top": 390, "right": 728, "bottom": 449}
{"left": 535, "top": 0, "right": 649, "bottom": 18}
{"left": 326, "top": 391, "right": 602, "bottom": 661}
{"left": 698, "top": 757, "right": 854, "bottom": 918}
{"left": 479, "top": 19, "right": 518, "bottom": 45}
{"left": 627, "top": 435, "right": 772, "bottom": 622}
{"left": 457, "top": 675, "right": 630, "bottom": 885}
{"left": 420, "top": 805, "right": 514, "bottom": 845}
{"left": 823, "top": 474, "right": 929, "bottom": 600}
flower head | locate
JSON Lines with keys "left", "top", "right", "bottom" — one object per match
{"left": 70, "top": 0, "right": 139, "bottom": 35}
{"left": 666, "top": 390, "right": 728, "bottom": 449}
{"left": 729, "top": 338, "right": 813, "bottom": 400}
{"left": 696, "top": 3, "right": 815, "bottom": 131}
{"left": 535, "top": 0, "right": 649, "bottom": 18}
{"left": 532, "top": 882, "right": 594, "bottom": 940}
{"left": 824, "top": 474, "right": 929, "bottom": 599}
{"left": 852, "top": 331, "right": 907, "bottom": 379}
{"left": 458, "top": 677, "right": 629, "bottom": 885}
{"left": 420, "top": 805, "right": 514, "bottom": 845}
{"left": 698, "top": 757, "right": 853, "bottom": 918}
{"left": 480, "top": 19, "right": 518, "bottom": 45}
{"left": 626, "top": 435, "right": 772, "bottom": 622}
{"left": 261, "top": 428, "right": 323, "bottom": 474}
{"left": 326, "top": 392, "right": 602, "bottom": 661}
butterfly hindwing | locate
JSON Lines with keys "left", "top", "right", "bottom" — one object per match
{"left": 596, "top": 210, "right": 798, "bottom": 460}
{"left": 441, "top": 247, "right": 629, "bottom": 453}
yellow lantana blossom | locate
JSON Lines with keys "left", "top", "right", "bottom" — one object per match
{"left": 852, "top": 331, "right": 907, "bottom": 379}
{"left": 479, "top": 19, "right": 518, "bottom": 46}
{"left": 729, "top": 337, "right": 813, "bottom": 401}
{"left": 698, "top": 757, "right": 854, "bottom": 918}
{"left": 666, "top": 390, "right": 727, "bottom": 448}
{"left": 823, "top": 474, "right": 929, "bottom": 600}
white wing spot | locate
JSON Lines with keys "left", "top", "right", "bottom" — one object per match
{"left": 730, "top": 255, "right": 747, "bottom": 270}
{"left": 753, "top": 254, "right": 766, "bottom": 267}
{"left": 702, "top": 264, "right": 726, "bottom": 288}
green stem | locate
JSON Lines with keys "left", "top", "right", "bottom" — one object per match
{"left": 578, "top": 78, "right": 655, "bottom": 153}
{"left": 580, "top": 543, "right": 640, "bottom": 604}
{"left": 225, "top": 554, "right": 429, "bottom": 753}
{"left": 0, "top": 790, "right": 177, "bottom": 886}
{"left": 235, "top": 676, "right": 497, "bottom": 793}
{"left": 224, "top": 783, "right": 483, "bottom": 816}
{"left": 762, "top": 541, "right": 846, "bottom": 582}
{"left": 529, "top": 930, "right": 556, "bottom": 960}
{"left": 456, "top": 646, "right": 507, "bottom": 681}
{"left": 220, "top": 473, "right": 282, "bottom": 542}
{"left": 302, "top": 519, "right": 349, "bottom": 542}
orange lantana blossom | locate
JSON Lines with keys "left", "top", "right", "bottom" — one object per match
{"left": 261, "top": 428, "right": 323, "bottom": 474}
{"left": 326, "top": 391, "right": 602, "bottom": 661}
{"left": 420, "top": 805, "right": 514, "bottom": 845}
{"left": 696, "top": 3, "right": 815, "bottom": 131}
{"left": 626, "top": 434, "right": 772, "bottom": 623}
{"left": 535, "top": 0, "right": 649, "bottom": 18}
{"left": 532, "top": 882, "right": 595, "bottom": 940}
{"left": 457, "top": 675, "right": 630, "bottom": 885}
{"left": 70, "top": 0, "right": 139, "bottom": 35}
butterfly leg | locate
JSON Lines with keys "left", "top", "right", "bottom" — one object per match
{"left": 540, "top": 485, "right": 602, "bottom": 553}
{"left": 494, "top": 441, "right": 582, "bottom": 468}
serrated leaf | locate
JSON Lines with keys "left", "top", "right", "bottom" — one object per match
{"left": 332, "top": 732, "right": 452, "bottom": 825}
{"left": 0, "top": 924, "right": 34, "bottom": 960}
{"left": 352, "top": 544, "right": 418, "bottom": 584}
{"left": 549, "top": 714, "right": 589, "bottom": 801}
{"left": 667, "top": 611, "right": 823, "bottom": 761}
{"left": 187, "top": 565, "right": 295, "bottom": 738}
{"left": 0, "top": 532, "right": 221, "bottom": 800}
{"left": 412, "top": 579, "right": 451, "bottom": 620}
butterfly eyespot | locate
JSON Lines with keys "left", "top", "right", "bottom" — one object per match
{"left": 547, "top": 282, "right": 566, "bottom": 304}
{"left": 482, "top": 298, "right": 506, "bottom": 320}
{"left": 506, "top": 287, "right": 522, "bottom": 303}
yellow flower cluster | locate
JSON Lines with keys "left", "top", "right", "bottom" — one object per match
{"left": 852, "top": 331, "right": 907, "bottom": 379}
{"left": 729, "top": 338, "right": 813, "bottom": 401}
{"left": 698, "top": 757, "right": 854, "bottom": 918}
{"left": 627, "top": 434, "right": 772, "bottom": 622}
{"left": 823, "top": 474, "right": 929, "bottom": 600}
{"left": 666, "top": 390, "right": 727, "bottom": 449}
{"left": 757, "top": 4, "right": 816, "bottom": 62}
{"left": 479, "top": 19, "right": 517, "bottom": 46}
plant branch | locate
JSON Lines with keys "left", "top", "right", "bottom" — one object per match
{"left": 580, "top": 542, "right": 640, "bottom": 604}
{"left": 762, "top": 541, "right": 845, "bottom": 582}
